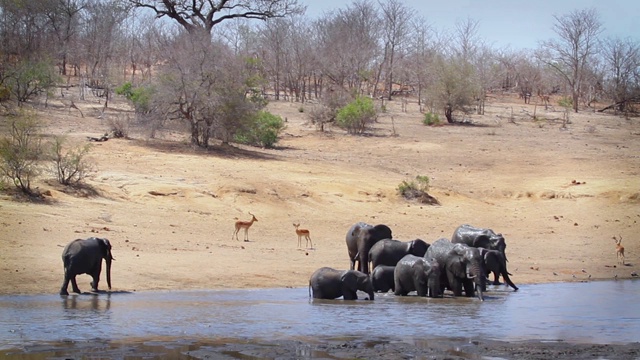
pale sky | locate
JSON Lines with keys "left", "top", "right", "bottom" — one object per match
{"left": 302, "top": 0, "right": 640, "bottom": 50}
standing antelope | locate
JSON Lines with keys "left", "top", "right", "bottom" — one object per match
{"left": 294, "top": 223, "right": 313, "bottom": 249}
{"left": 232, "top": 212, "right": 258, "bottom": 242}
{"left": 614, "top": 235, "right": 625, "bottom": 265}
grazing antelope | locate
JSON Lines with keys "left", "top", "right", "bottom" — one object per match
{"left": 294, "top": 223, "right": 313, "bottom": 249}
{"left": 613, "top": 235, "right": 625, "bottom": 265}
{"left": 232, "top": 212, "right": 258, "bottom": 242}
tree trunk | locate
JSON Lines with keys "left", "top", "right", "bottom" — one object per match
{"left": 445, "top": 104, "right": 453, "bottom": 123}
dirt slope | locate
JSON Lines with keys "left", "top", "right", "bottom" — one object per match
{"left": 1, "top": 93, "right": 638, "bottom": 295}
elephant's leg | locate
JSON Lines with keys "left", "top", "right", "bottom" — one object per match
{"left": 492, "top": 271, "right": 501, "bottom": 285}
{"left": 60, "top": 277, "right": 70, "bottom": 296}
{"left": 447, "top": 272, "right": 463, "bottom": 296}
{"left": 358, "top": 254, "right": 367, "bottom": 274}
{"left": 462, "top": 279, "right": 475, "bottom": 297}
{"left": 91, "top": 273, "right": 100, "bottom": 292}
{"left": 70, "top": 276, "right": 81, "bottom": 294}
{"left": 343, "top": 290, "right": 357, "bottom": 300}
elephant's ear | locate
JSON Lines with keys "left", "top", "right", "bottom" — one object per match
{"left": 450, "top": 256, "right": 466, "bottom": 279}
{"left": 341, "top": 271, "right": 358, "bottom": 290}
{"left": 98, "top": 238, "right": 114, "bottom": 260}
{"left": 473, "top": 235, "right": 492, "bottom": 249}
{"left": 100, "top": 238, "right": 112, "bottom": 249}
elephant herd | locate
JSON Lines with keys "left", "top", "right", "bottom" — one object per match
{"left": 58, "top": 224, "right": 517, "bottom": 301}
{"left": 309, "top": 222, "right": 518, "bottom": 302}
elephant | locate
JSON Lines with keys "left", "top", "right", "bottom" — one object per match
{"left": 371, "top": 265, "right": 396, "bottom": 293}
{"left": 345, "top": 222, "right": 392, "bottom": 274}
{"left": 368, "top": 238, "right": 429, "bottom": 270}
{"left": 309, "top": 267, "right": 375, "bottom": 300}
{"left": 451, "top": 224, "right": 507, "bottom": 260}
{"left": 425, "top": 238, "right": 486, "bottom": 301}
{"left": 452, "top": 224, "right": 508, "bottom": 284}
{"left": 393, "top": 255, "right": 442, "bottom": 297}
{"left": 60, "top": 237, "right": 114, "bottom": 296}
{"left": 480, "top": 248, "right": 518, "bottom": 291}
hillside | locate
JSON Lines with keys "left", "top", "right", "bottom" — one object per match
{"left": 1, "top": 92, "right": 638, "bottom": 294}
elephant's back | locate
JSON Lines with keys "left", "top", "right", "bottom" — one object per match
{"left": 396, "top": 254, "right": 421, "bottom": 269}
{"left": 452, "top": 224, "right": 477, "bottom": 243}
{"left": 369, "top": 238, "right": 399, "bottom": 253}
{"left": 372, "top": 265, "right": 395, "bottom": 277}
{"left": 61, "top": 238, "right": 88, "bottom": 259}
{"left": 425, "top": 238, "right": 454, "bottom": 260}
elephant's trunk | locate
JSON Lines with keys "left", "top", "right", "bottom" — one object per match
{"left": 466, "top": 266, "right": 475, "bottom": 279}
{"left": 473, "top": 264, "right": 485, "bottom": 301}
{"left": 502, "top": 271, "right": 519, "bottom": 291}
{"left": 367, "top": 290, "right": 375, "bottom": 301}
{"left": 476, "top": 283, "right": 484, "bottom": 301}
{"left": 105, "top": 255, "right": 112, "bottom": 290}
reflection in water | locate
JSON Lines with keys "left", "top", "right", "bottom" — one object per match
{"left": 61, "top": 293, "right": 111, "bottom": 311}
{"left": 0, "top": 280, "right": 638, "bottom": 353}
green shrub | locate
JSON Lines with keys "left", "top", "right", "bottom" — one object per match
{"left": 0, "top": 112, "right": 44, "bottom": 195}
{"left": 50, "top": 136, "right": 93, "bottom": 186}
{"left": 397, "top": 175, "right": 439, "bottom": 205}
{"left": 335, "top": 96, "right": 377, "bottom": 134}
{"left": 115, "top": 82, "right": 153, "bottom": 113}
{"left": 423, "top": 112, "right": 441, "bottom": 126}
{"left": 235, "top": 111, "right": 286, "bottom": 148}
{"left": 5, "top": 59, "right": 59, "bottom": 104}
{"left": 558, "top": 96, "right": 573, "bottom": 109}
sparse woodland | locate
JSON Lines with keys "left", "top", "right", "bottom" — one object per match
{"left": 0, "top": 1, "right": 637, "bottom": 143}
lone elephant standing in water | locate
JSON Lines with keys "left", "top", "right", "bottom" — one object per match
{"left": 309, "top": 267, "right": 375, "bottom": 300}
{"left": 60, "top": 237, "right": 114, "bottom": 295}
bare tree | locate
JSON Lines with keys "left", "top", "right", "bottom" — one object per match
{"left": 259, "top": 17, "right": 289, "bottom": 100}
{"left": 425, "top": 18, "right": 482, "bottom": 123}
{"left": 42, "top": 0, "right": 87, "bottom": 75}
{"left": 540, "top": 8, "right": 602, "bottom": 113}
{"left": 377, "top": 0, "right": 412, "bottom": 100}
{"left": 600, "top": 37, "right": 640, "bottom": 113}
{"left": 314, "top": 1, "right": 380, "bottom": 93}
{"left": 454, "top": 17, "right": 480, "bottom": 62}
{"left": 150, "top": 32, "right": 263, "bottom": 147}
{"left": 406, "top": 17, "right": 432, "bottom": 109}
{"left": 473, "top": 45, "right": 500, "bottom": 115}
{"left": 128, "top": 0, "right": 304, "bottom": 34}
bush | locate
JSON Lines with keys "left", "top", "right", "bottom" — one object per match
{"left": 397, "top": 175, "right": 439, "bottom": 205}
{"left": 0, "top": 112, "right": 44, "bottom": 195}
{"left": 115, "top": 82, "right": 153, "bottom": 113}
{"left": 50, "top": 136, "right": 93, "bottom": 186}
{"left": 5, "top": 59, "right": 59, "bottom": 105}
{"left": 335, "top": 96, "right": 377, "bottom": 134}
{"left": 423, "top": 112, "right": 441, "bottom": 126}
{"left": 107, "top": 114, "right": 130, "bottom": 138}
{"left": 235, "top": 111, "right": 286, "bottom": 148}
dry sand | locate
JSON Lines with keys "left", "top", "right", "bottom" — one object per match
{"left": 1, "top": 92, "right": 639, "bottom": 295}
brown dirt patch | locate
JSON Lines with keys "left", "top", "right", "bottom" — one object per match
{"left": 1, "top": 93, "right": 639, "bottom": 295}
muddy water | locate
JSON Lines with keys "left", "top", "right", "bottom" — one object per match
{"left": 0, "top": 280, "right": 638, "bottom": 356}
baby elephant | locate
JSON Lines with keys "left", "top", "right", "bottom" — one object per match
{"left": 371, "top": 265, "right": 396, "bottom": 293}
{"left": 309, "top": 267, "right": 375, "bottom": 300}
{"left": 480, "top": 248, "right": 518, "bottom": 291}
{"left": 394, "top": 255, "right": 441, "bottom": 297}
